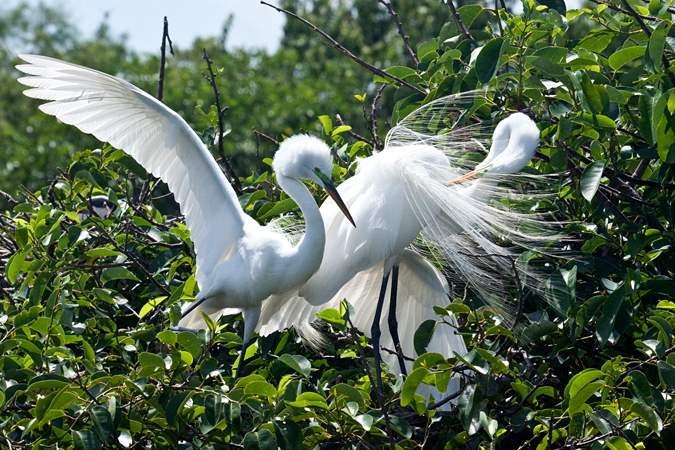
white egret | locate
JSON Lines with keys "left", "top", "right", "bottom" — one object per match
{"left": 16, "top": 54, "right": 356, "bottom": 377}
{"left": 257, "top": 98, "right": 551, "bottom": 404}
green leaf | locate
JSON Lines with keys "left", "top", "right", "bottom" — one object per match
{"left": 530, "top": 57, "right": 565, "bottom": 77}
{"left": 89, "top": 405, "right": 113, "bottom": 445}
{"left": 569, "top": 381, "right": 604, "bottom": 415}
{"left": 318, "top": 115, "right": 332, "bottom": 134}
{"left": 257, "top": 198, "right": 298, "bottom": 220}
{"left": 572, "top": 112, "right": 616, "bottom": 129}
{"left": 580, "top": 160, "right": 606, "bottom": 201}
{"left": 646, "top": 21, "right": 671, "bottom": 73}
{"left": 273, "top": 419, "right": 304, "bottom": 450}
{"left": 156, "top": 330, "right": 177, "bottom": 346}
{"left": 567, "top": 369, "right": 605, "bottom": 398}
{"left": 85, "top": 247, "right": 123, "bottom": 258}
{"left": 401, "top": 367, "right": 429, "bottom": 406}
{"left": 138, "top": 296, "right": 167, "bottom": 319}
{"left": 608, "top": 46, "right": 646, "bottom": 70}
{"left": 332, "top": 383, "right": 367, "bottom": 409}
{"left": 100, "top": 267, "right": 139, "bottom": 284}
{"left": 630, "top": 402, "right": 662, "bottom": 433}
{"left": 165, "top": 391, "right": 193, "bottom": 426}
{"left": 177, "top": 331, "right": 202, "bottom": 359}
{"left": 332, "top": 125, "right": 352, "bottom": 137}
{"left": 658, "top": 361, "right": 675, "bottom": 389}
{"left": 27, "top": 373, "right": 71, "bottom": 391}
{"left": 286, "top": 392, "right": 328, "bottom": 410}
{"left": 574, "top": 70, "right": 603, "bottom": 114}
{"left": 244, "top": 381, "right": 278, "bottom": 398}
{"left": 243, "top": 429, "right": 277, "bottom": 450}
{"left": 138, "top": 352, "right": 167, "bottom": 370}
{"left": 412, "top": 352, "right": 446, "bottom": 371}
{"left": 278, "top": 354, "right": 311, "bottom": 377}
{"left": 6, "top": 247, "right": 30, "bottom": 284}
{"left": 414, "top": 319, "right": 436, "bottom": 356}
{"left": 72, "top": 430, "right": 101, "bottom": 450}
{"left": 475, "top": 38, "right": 506, "bottom": 83}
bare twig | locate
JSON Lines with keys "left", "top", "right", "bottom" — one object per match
{"left": 202, "top": 49, "right": 243, "bottom": 195}
{"left": 252, "top": 129, "right": 279, "bottom": 146}
{"left": 371, "top": 84, "right": 385, "bottom": 150}
{"left": 444, "top": 1, "right": 477, "bottom": 44}
{"left": 20, "top": 185, "right": 42, "bottom": 205}
{"left": 157, "top": 17, "right": 174, "bottom": 104}
{"left": 336, "top": 114, "right": 375, "bottom": 150}
{"left": 261, "top": 1, "right": 425, "bottom": 96}
{"left": 378, "top": 0, "right": 418, "bottom": 65}
{"left": 140, "top": 17, "right": 174, "bottom": 205}
{"left": 0, "top": 189, "right": 19, "bottom": 207}
{"left": 428, "top": 383, "right": 465, "bottom": 410}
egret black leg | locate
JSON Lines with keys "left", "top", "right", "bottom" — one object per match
{"left": 387, "top": 265, "right": 407, "bottom": 376}
{"left": 234, "top": 338, "right": 250, "bottom": 381}
{"left": 180, "top": 296, "right": 207, "bottom": 319}
{"left": 371, "top": 271, "right": 390, "bottom": 396}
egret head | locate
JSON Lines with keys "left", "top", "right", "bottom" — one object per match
{"left": 445, "top": 112, "right": 539, "bottom": 186}
{"left": 274, "top": 135, "right": 356, "bottom": 227}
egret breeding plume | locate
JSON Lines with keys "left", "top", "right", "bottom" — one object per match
{"left": 257, "top": 96, "right": 552, "bottom": 402}
{"left": 16, "top": 54, "right": 355, "bottom": 377}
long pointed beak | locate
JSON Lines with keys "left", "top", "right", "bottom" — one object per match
{"left": 324, "top": 181, "right": 356, "bottom": 227}
{"left": 444, "top": 163, "right": 493, "bottom": 186}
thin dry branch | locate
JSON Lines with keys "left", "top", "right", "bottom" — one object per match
{"left": 378, "top": 0, "right": 418, "bottom": 65}
{"left": 202, "top": 49, "right": 243, "bottom": 195}
{"left": 444, "top": 1, "right": 476, "bottom": 44}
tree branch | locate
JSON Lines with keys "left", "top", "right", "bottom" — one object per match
{"left": 202, "top": 49, "right": 243, "bottom": 195}
{"left": 444, "top": 1, "right": 476, "bottom": 44}
{"left": 378, "top": 0, "right": 418, "bottom": 65}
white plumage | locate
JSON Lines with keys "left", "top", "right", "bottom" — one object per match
{"left": 16, "top": 55, "right": 355, "bottom": 377}
{"left": 257, "top": 97, "right": 550, "bottom": 406}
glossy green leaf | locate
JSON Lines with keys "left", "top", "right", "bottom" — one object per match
{"left": 89, "top": 405, "right": 113, "bottom": 445}
{"left": 279, "top": 354, "right": 311, "bottom": 377}
{"left": 658, "top": 361, "right": 675, "bottom": 389}
{"left": 646, "top": 21, "right": 671, "bottom": 73}
{"left": 631, "top": 402, "right": 662, "bottom": 433}
{"left": 244, "top": 381, "right": 278, "bottom": 398}
{"left": 608, "top": 46, "right": 646, "bottom": 70}
{"left": 414, "top": 319, "right": 436, "bottom": 356}
{"left": 475, "top": 38, "right": 506, "bottom": 83}
{"left": 72, "top": 430, "right": 101, "bottom": 450}
{"left": 580, "top": 160, "right": 606, "bottom": 202}
{"left": 273, "top": 419, "right": 303, "bottom": 450}
{"left": 99, "top": 267, "right": 139, "bottom": 284}
{"left": 165, "top": 391, "right": 193, "bottom": 426}
{"left": 401, "top": 367, "right": 429, "bottom": 406}
{"left": 243, "top": 429, "right": 277, "bottom": 450}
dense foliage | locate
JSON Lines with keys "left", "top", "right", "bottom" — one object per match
{"left": 2, "top": 0, "right": 675, "bottom": 448}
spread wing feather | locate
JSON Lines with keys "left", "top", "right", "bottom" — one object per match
{"left": 16, "top": 54, "right": 250, "bottom": 286}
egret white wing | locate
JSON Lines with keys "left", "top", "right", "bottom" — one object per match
{"left": 16, "top": 54, "right": 249, "bottom": 281}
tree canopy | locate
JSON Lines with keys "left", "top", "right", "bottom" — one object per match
{"left": 2, "top": 0, "right": 675, "bottom": 449}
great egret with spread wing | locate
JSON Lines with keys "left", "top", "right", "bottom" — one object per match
{"left": 16, "top": 54, "right": 355, "bottom": 377}
{"left": 257, "top": 98, "right": 550, "bottom": 403}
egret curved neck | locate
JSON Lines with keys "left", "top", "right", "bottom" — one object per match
{"left": 275, "top": 175, "right": 326, "bottom": 281}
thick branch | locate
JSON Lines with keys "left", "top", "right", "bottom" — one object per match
{"left": 261, "top": 1, "right": 425, "bottom": 96}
